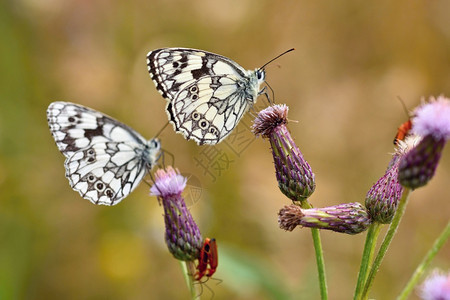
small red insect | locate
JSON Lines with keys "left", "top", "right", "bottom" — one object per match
{"left": 195, "top": 238, "right": 218, "bottom": 281}
{"left": 393, "top": 119, "right": 412, "bottom": 145}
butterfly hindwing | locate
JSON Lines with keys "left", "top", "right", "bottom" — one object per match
{"left": 47, "top": 102, "right": 161, "bottom": 205}
{"left": 147, "top": 48, "right": 265, "bottom": 145}
{"left": 166, "top": 76, "right": 250, "bottom": 144}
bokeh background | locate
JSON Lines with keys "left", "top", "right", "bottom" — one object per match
{"left": 1, "top": 0, "right": 449, "bottom": 299}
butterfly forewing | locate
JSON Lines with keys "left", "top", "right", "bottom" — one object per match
{"left": 47, "top": 102, "right": 161, "bottom": 205}
{"left": 147, "top": 48, "right": 264, "bottom": 145}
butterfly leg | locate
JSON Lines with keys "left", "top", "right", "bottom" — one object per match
{"left": 160, "top": 148, "right": 175, "bottom": 167}
{"left": 248, "top": 104, "right": 258, "bottom": 118}
{"left": 258, "top": 81, "right": 275, "bottom": 105}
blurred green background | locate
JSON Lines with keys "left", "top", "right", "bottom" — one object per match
{"left": 1, "top": 0, "right": 449, "bottom": 299}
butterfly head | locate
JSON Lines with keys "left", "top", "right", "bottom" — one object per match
{"left": 146, "top": 138, "right": 162, "bottom": 167}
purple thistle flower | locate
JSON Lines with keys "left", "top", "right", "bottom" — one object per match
{"left": 398, "top": 96, "right": 450, "bottom": 189}
{"left": 278, "top": 202, "right": 371, "bottom": 234}
{"left": 151, "top": 167, "right": 203, "bottom": 261}
{"left": 365, "top": 155, "right": 403, "bottom": 224}
{"left": 419, "top": 270, "right": 450, "bottom": 300}
{"left": 252, "top": 104, "right": 315, "bottom": 202}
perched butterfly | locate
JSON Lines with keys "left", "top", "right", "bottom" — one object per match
{"left": 195, "top": 238, "right": 218, "bottom": 281}
{"left": 47, "top": 102, "right": 161, "bottom": 206}
{"left": 147, "top": 47, "right": 293, "bottom": 145}
{"left": 393, "top": 119, "right": 412, "bottom": 145}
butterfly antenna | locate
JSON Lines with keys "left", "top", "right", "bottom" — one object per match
{"left": 155, "top": 121, "right": 170, "bottom": 138}
{"left": 259, "top": 48, "right": 295, "bottom": 70}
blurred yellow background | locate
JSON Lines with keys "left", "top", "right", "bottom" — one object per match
{"left": 1, "top": 0, "right": 449, "bottom": 299}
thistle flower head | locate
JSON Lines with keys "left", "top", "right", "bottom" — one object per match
{"left": 252, "top": 104, "right": 289, "bottom": 138}
{"left": 278, "top": 202, "right": 371, "bottom": 234}
{"left": 398, "top": 96, "right": 450, "bottom": 189}
{"left": 151, "top": 167, "right": 203, "bottom": 261}
{"left": 419, "top": 269, "right": 450, "bottom": 300}
{"left": 252, "top": 104, "right": 315, "bottom": 202}
{"left": 412, "top": 95, "right": 450, "bottom": 141}
{"left": 365, "top": 156, "right": 403, "bottom": 224}
{"left": 150, "top": 167, "right": 187, "bottom": 198}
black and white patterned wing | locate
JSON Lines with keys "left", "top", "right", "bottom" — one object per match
{"left": 47, "top": 102, "right": 160, "bottom": 205}
{"left": 147, "top": 48, "right": 264, "bottom": 145}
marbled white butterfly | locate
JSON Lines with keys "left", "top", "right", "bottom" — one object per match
{"left": 147, "top": 48, "right": 293, "bottom": 145}
{"left": 47, "top": 102, "right": 161, "bottom": 205}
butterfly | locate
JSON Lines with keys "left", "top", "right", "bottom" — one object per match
{"left": 147, "top": 48, "right": 294, "bottom": 145}
{"left": 47, "top": 102, "right": 161, "bottom": 206}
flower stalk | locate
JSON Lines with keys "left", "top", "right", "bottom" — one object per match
{"left": 360, "top": 188, "right": 412, "bottom": 299}
{"left": 397, "top": 222, "right": 450, "bottom": 300}
{"left": 253, "top": 104, "right": 326, "bottom": 299}
{"left": 353, "top": 223, "right": 382, "bottom": 300}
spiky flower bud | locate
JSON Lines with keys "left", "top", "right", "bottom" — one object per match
{"left": 398, "top": 96, "right": 450, "bottom": 189}
{"left": 365, "top": 155, "right": 403, "bottom": 224}
{"left": 252, "top": 104, "right": 315, "bottom": 202}
{"left": 151, "top": 167, "right": 203, "bottom": 261}
{"left": 278, "top": 202, "right": 371, "bottom": 234}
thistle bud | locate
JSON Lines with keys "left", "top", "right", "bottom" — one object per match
{"left": 151, "top": 167, "right": 203, "bottom": 261}
{"left": 278, "top": 202, "right": 371, "bottom": 235}
{"left": 252, "top": 104, "right": 315, "bottom": 202}
{"left": 365, "top": 155, "right": 403, "bottom": 224}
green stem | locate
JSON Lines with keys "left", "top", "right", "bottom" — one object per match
{"left": 361, "top": 188, "right": 412, "bottom": 299}
{"left": 311, "top": 227, "right": 328, "bottom": 300}
{"left": 397, "top": 222, "right": 450, "bottom": 300}
{"left": 301, "top": 201, "right": 328, "bottom": 300}
{"left": 353, "top": 222, "right": 383, "bottom": 300}
{"left": 180, "top": 261, "right": 198, "bottom": 299}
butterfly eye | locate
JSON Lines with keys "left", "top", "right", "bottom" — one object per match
{"left": 192, "top": 112, "right": 201, "bottom": 121}
{"left": 257, "top": 70, "right": 265, "bottom": 80}
{"left": 150, "top": 139, "right": 160, "bottom": 149}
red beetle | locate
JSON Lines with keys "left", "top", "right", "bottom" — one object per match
{"left": 393, "top": 119, "right": 412, "bottom": 145}
{"left": 195, "top": 238, "right": 218, "bottom": 281}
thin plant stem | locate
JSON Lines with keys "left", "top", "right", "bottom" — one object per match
{"left": 180, "top": 261, "right": 198, "bottom": 299}
{"left": 311, "top": 227, "right": 328, "bottom": 300}
{"left": 361, "top": 188, "right": 412, "bottom": 299}
{"left": 353, "top": 222, "right": 383, "bottom": 300}
{"left": 301, "top": 201, "right": 328, "bottom": 300}
{"left": 397, "top": 222, "right": 450, "bottom": 300}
